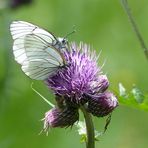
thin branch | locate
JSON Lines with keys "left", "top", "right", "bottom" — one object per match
{"left": 121, "top": 0, "right": 148, "bottom": 60}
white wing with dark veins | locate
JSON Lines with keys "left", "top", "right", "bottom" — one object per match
{"left": 10, "top": 21, "right": 57, "bottom": 44}
{"left": 10, "top": 21, "right": 65, "bottom": 80}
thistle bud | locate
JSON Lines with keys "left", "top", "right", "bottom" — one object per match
{"left": 43, "top": 107, "right": 79, "bottom": 130}
{"left": 88, "top": 92, "right": 118, "bottom": 117}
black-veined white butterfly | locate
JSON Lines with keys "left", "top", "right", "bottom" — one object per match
{"left": 10, "top": 21, "right": 68, "bottom": 80}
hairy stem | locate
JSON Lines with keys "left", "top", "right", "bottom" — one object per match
{"left": 121, "top": 0, "right": 148, "bottom": 60}
{"left": 80, "top": 105, "right": 95, "bottom": 148}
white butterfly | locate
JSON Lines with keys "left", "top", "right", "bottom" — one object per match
{"left": 10, "top": 21, "right": 68, "bottom": 80}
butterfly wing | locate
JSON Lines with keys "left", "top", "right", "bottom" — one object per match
{"left": 10, "top": 21, "right": 65, "bottom": 80}
{"left": 10, "top": 21, "right": 57, "bottom": 44}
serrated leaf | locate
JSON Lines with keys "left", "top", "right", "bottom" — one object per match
{"left": 131, "top": 85, "right": 144, "bottom": 103}
{"left": 117, "top": 84, "right": 148, "bottom": 111}
{"left": 119, "top": 83, "right": 127, "bottom": 97}
{"left": 76, "top": 121, "right": 86, "bottom": 136}
{"left": 75, "top": 121, "right": 103, "bottom": 142}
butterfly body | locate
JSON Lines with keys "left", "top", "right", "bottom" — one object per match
{"left": 10, "top": 21, "right": 67, "bottom": 80}
{"left": 53, "top": 37, "right": 68, "bottom": 51}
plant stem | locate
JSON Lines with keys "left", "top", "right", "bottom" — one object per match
{"left": 80, "top": 105, "right": 95, "bottom": 148}
{"left": 121, "top": 0, "right": 148, "bottom": 60}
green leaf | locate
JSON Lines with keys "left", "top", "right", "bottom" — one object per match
{"left": 131, "top": 85, "right": 144, "bottom": 103}
{"left": 117, "top": 83, "right": 148, "bottom": 111}
{"left": 75, "top": 121, "right": 103, "bottom": 142}
{"left": 80, "top": 134, "right": 87, "bottom": 143}
{"left": 119, "top": 83, "right": 127, "bottom": 97}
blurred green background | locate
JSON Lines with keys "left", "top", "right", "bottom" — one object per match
{"left": 0, "top": 0, "right": 148, "bottom": 148}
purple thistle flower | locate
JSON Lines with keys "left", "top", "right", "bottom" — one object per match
{"left": 46, "top": 42, "right": 109, "bottom": 105}
{"left": 87, "top": 92, "right": 118, "bottom": 117}
{"left": 44, "top": 42, "right": 117, "bottom": 130}
{"left": 43, "top": 107, "right": 79, "bottom": 129}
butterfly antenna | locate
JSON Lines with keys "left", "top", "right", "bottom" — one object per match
{"left": 64, "top": 26, "right": 76, "bottom": 39}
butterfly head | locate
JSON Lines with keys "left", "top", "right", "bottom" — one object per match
{"left": 57, "top": 29, "right": 76, "bottom": 49}
{"left": 57, "top": 37, "right": 68, "bottom": 48}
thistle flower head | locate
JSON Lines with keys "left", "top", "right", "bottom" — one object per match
{"left": 46, "top": 42, "right": 109, "bottom": 105}
{"left": 45, "top": 42, "right": 117, "bottom": 129}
